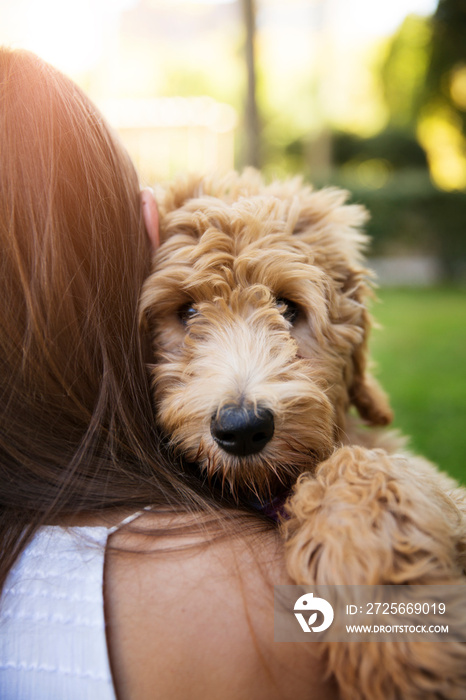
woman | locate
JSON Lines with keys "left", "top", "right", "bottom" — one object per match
{"left": 0, "top": 48, "right": 336, "bottom": 699}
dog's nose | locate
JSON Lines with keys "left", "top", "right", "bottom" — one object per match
{"left": 211, "top": 404, "right": 274, "bottom": 457}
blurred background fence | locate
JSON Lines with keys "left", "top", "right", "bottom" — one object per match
{"left": 1, "top": 0, "right": 464, "bottom": 479}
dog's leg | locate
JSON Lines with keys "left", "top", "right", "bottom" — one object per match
{"left": 282, "top": 445, "right": 466, "bottom": 700}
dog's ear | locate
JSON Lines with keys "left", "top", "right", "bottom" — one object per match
{"left": 291, "top": 186, "right": 393, "bottom": 427}
{"left": 350, "top": 305, "right": 393, "bottom": 426}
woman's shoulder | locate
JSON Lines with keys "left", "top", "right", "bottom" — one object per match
{"left": 104, "top": 510, "right": 338, "bottom": 700}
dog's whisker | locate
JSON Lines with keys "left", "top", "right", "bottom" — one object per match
{"left": 247, "top": 478, "right": 262, "bottom": 504}
{"left": 194, "top": 441, "right": 205, "bottom": 463}
{"left": 219, "top": 465, "right": 229, "bottom": 500}
{"left": 262, "top": 458, "right": 287, "bottom": 490}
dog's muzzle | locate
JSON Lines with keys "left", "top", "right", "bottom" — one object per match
{"left": 210, "top": 403, "right": 274, "bottom": 457}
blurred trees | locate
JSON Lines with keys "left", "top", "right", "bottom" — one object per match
{"left": 426, "top": 0, "right": 466, "bottom": 135}
{"left": 332, "top": 0, "right": 466, "bottom": 194}
{"left": 381, "top": 15, "right": 432, "bottom": 131}
{"left": 417, "top": 0, "right": 466, "bottom": 190}
{"left": 315, "top": 0, "right": 466, "bottom": 278}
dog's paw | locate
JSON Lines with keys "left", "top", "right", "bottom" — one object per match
{"left": 282, "top": 445, "right": 466, "bottom": 700}
{"left": 282, "top": 445, "right": 466, "bottom": 586}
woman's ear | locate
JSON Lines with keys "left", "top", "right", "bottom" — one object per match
{"left": 141, "top": 188, "right": 159, "bottom": 252}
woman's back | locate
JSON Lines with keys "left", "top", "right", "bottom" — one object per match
{"left": 106, "top": 512, "right": 337, "bottom": 700}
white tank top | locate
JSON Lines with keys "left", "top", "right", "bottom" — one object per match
{"left": 0, "top": 515, "right": 142, "bottom": 700}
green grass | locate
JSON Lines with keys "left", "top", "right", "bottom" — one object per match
{"left": 369, "top": 287, "right": 466, "bottom": 485}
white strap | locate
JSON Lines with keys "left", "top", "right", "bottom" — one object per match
{"left": 107, "top": 505, "right": 152, "bottom": 535}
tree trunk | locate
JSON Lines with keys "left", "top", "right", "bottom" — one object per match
{"left": 241, "top": 0, "right": 260, "bottom": 168}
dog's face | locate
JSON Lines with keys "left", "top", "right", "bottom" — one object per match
{"left": 140, "top": 172, "right": 392, "bottom": 498}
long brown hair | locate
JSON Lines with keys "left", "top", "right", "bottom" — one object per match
{"left": 0, "top": 48, "right": 253, "bottom": 591}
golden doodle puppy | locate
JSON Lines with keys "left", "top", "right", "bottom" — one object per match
{"left": 140, "top": 170, "right": 466, "bottom": 700}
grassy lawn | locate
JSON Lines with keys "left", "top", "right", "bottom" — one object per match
{"left": 369, "top": 287, "right": 466, "bottom": 485}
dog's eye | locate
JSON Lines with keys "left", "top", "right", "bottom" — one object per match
{"left": 178, "top": 302, "right": 198, "bottom": 324}
{"left": 276, "top": 297, "right": 299, "bottom": 324}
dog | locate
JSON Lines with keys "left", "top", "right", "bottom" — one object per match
{"left": 140, "top": 170, "right": 466, "bottom": 699}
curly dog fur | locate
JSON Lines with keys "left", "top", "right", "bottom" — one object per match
{"left": 140, "top": 170, "right": 466, "bottom": 700}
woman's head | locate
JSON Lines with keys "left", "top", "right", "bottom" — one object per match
{"left": 0, "top": 48, "right": 178, "bottom": 528}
